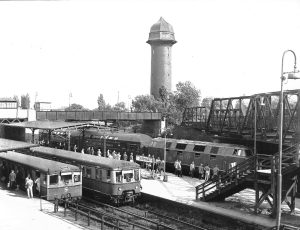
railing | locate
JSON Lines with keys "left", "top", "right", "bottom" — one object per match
{"left": 196, "top": 156, "right": 255, "bottom": 200}
{"left": 196, "top": 144, "right": 299, "bottom": 201}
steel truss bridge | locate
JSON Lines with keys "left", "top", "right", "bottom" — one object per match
{"left": 183, "top": 90, "right": 300, "bottom": 219}
{"left": 182, "top": 89, "right": 300, "bottom": 145}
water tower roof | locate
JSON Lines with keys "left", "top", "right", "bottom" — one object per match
{"left": 150, "top": 17, "right": 174, "bottom": 33}
{"left": 147, "top": 17, "right": 176, "bottom": 44}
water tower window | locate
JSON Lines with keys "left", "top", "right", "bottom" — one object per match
{"left": 193, "top": 145, "right": 206, "bottom": 152}
{"left": 175, "top": 143, "right": 187, "bottom": 150}
{"left": 210, "top": 147, "right": 219, "bottom": 154}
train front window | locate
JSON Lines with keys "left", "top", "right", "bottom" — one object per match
{"left": 124, "top": 172, "right": 133, "bottom": 182}
{"left": 61, "top": 173, "right": 72, "bottom": 185}
{"left": 116, "top": 171, "right": 122, "bottom": 183}
{"left": 49, "top": 175, "right": 58, "bottom": 185}
{"left": 233, "top": 149, "right": 242, "bottom": 156}
{"left": 107, "top": 170, "right": 111, "bottom": 182}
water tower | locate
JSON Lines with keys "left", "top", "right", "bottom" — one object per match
{"left": 147, "top": 17, "right": 177, "bottom": 99}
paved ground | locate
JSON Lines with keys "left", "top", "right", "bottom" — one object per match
{"left": 0, "top": 184, "right": 86, "bottom": 230}
{"left": 141, "top": 169, "right": 300, "bottom": 228}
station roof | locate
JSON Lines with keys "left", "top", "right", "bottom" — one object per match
{"left": 3, "top": 121, "right": 99, "bottom": 131}
{"left": 0, "top": 138, "right": 38, "bottom": 152}
{"left": 1, "top": 151, "right": 80, "bottom": 174}
{"left": 31, "top": 146, "right": 140, "bottom": 170}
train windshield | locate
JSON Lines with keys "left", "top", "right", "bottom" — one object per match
{"left": 61, "top": 173, "right": 72, "bottom": 185}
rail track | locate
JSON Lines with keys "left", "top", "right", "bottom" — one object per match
{"left": 81, "top": 197, "right": 207, "bottom": 230}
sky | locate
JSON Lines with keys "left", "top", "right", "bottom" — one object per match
{"left": 0, "top": 0, "right": 300, "bottom": 110}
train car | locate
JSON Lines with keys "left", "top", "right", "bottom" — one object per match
{"left": 39, "top": 129, "right": 153, "bottom": 159}
{"left": 0, "top": 151, "right": 82, "bottom": 201}
{"left": 146, "top": 138, "right": 253, "bottom": 174}
{"left": 30, "top": 146, "right": 142, "bottom": 205}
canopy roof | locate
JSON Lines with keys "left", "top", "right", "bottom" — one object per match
{"left": 0, "top": 138, "right": 38, "bottom": 152}
{"left": 31, "top": 146, "right": 140, "bottom": 170}
{"left": 3, "top": 121, "right": 98, "bottom": 130}
{"left": 0, "top": 151, "right": 80, "bottom": 174}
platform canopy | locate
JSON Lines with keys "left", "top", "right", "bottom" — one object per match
{"left": 0, "top": 138, "right": 38, "bottom": 152}
{"left": 3, "top": 120, "right": 101, "bottom": 131}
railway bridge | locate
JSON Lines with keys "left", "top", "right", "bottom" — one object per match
{"left": 183, "top": 89, "right": 300, "bottom": 219}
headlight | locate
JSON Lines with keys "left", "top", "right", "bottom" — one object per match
{"left": 135, "top": 186, "right": 138, "bottom": 189}
{"left": 118, "top": 187, "right": 122, "bottom": 191}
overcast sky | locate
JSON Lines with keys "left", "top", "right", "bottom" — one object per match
{"left": 0, "top": 0, "right": 300, "bottom": 109}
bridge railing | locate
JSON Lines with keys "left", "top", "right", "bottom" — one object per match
{"left": 36, "top": 110, "right": 162, "bottom": 121}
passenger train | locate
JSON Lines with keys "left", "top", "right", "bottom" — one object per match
{"left": 146, "top": 138, "right": 253, "bottom": 173}
{"left": 0, "top": 151, "right": 82, "bottom": 201}
{"left": 39, "top": 129, "right": 253, "bottom": 174}
{"left": 29, "top": 146, "right": 142, "bottom": 205}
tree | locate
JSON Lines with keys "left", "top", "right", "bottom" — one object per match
{"left": 131, "top": 95, "right": 163, "bottom": 112}
{"left": 21, "top": 93, "right": 30, "bottom": 109}
{"left": 13, "top": 95, "right": 20, "bottom": 107}
{"left": 113, "top": 102, "right": 127, "bottom": 111}
{"left": 97, "top": 94, "right": 106, "bottom": 110}
{"left": 174, "top": 81, "right": 201, "bottom": 112}
{"left": 201, "top": 97, "right": 214, "bottom": 110}
{"left": 65, "top": 103, "right": 86, "bottom": 111}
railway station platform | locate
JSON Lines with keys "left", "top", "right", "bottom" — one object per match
{"left": 141, "top": 170, "right": 300, "bottom": 229}
{"left": 0, "top": 184, "right": 85, "bottom": 230}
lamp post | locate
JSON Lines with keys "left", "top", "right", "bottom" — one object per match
{"left": 276, "top": 50, "right": 299, "bottom": 229}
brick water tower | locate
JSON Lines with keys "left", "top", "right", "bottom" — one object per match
{"left": 147, "top": 17, "right": 176, "bottom": 99}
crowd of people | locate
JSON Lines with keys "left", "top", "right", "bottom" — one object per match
{"left": 0, "top": 164, "right": 40, "bottom": 199}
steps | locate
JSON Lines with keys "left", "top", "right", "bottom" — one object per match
{"left": 196, "top": 145, "right": 299, "bottom": 202}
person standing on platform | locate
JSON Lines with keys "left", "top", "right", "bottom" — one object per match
{"left": 73, "top": 145, "right": 77, "bottom": 152}
{"left": 9, "top": 170, "right": 16, "bottom": 190}
{"left": 81, "top": 148, "right": 85, "bottom": 154}
{"left": 204, "top": 164, "right": 210, "bottom": 181}
{"left": 123, "top": 152, "right": 128, "bottom": 161}
{"left": 198, "top": 163, "right": 204, "bottom": 180}
{"left": 189, "top": 161, "right": 195, "bottom": 178}
{"left": 15, "top": 169, "right": 22, "bottom": 191}
{"left": 155, "top": 157, "right": 161, "bottom": 173}
{"left": 87, "top": 147, "right": 91, "bottom": 155}
{"left": 129, "top": 153, "right": 134, "bottom": 162}
{"left": 97, "top": 149, "right": 102, "bottom": 156}
{"left": 35, "top": 176, "right": 40, "bottom": 196}
{"left": 25, "top": 175, "right": 33, "bottom": 199}
{"left": 213, "top": 165, "right": 220, "bottom": 181}
{"left": 178, "top": 161, "right": 182, "bottom": 177}
{"left": 91, "top": 147, "right": 95, "bottom": 155}
{"left": 174, "top": 160, "right": 179, "bottom": 176}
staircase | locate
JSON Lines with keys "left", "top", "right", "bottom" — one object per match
{"left": 196, "top": 145, "right": 299, "bottom": 202}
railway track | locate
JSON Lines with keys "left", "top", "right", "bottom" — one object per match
{"left": 80, "top": 197, "right": 207, "bottom": 230}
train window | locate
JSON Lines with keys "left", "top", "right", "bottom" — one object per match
{"left": 107, "top": 170, "right": 111, "bottom": 182}
{"left": 74, "top": 174, "right": 81, "bottom": 183}
{"left": 210, "top": 147, "right": 219, "bottom": 154}
{"left": 176, "top": 143, "right": 187, "bottom": 150}
{"left": 193, "top": 145, "right": 206, "bottom": 152}
{"left": 233, "top": 149, "right": 242, "bottom": 156}
{"left": 210, "top": 155, "right": 217, "bottom": 160}
{"left": 82, "top": 167, "right": 86, "bottom": 177}
{"left": 195, "top": 153, "right": 201, "bottom": 158}
{"left": 96, "top": 169, "right": 102, "bottom": 180}
{"left": 166, "top": 142, "right": 172, "bottom": 148}
{"left": 124, "top": 172, "right": 133, "bottom": 182}
{"left": 116, "top": 171, "right": 122, "bottom": 183}
{"left": 49, "top": 175, "right": 58, "bottom": 185}
{"left": 86, "top": 167, "right": 92, "bottom": 178}
{"left": 61, "top": 174, "right": 72, "bottom": 185}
